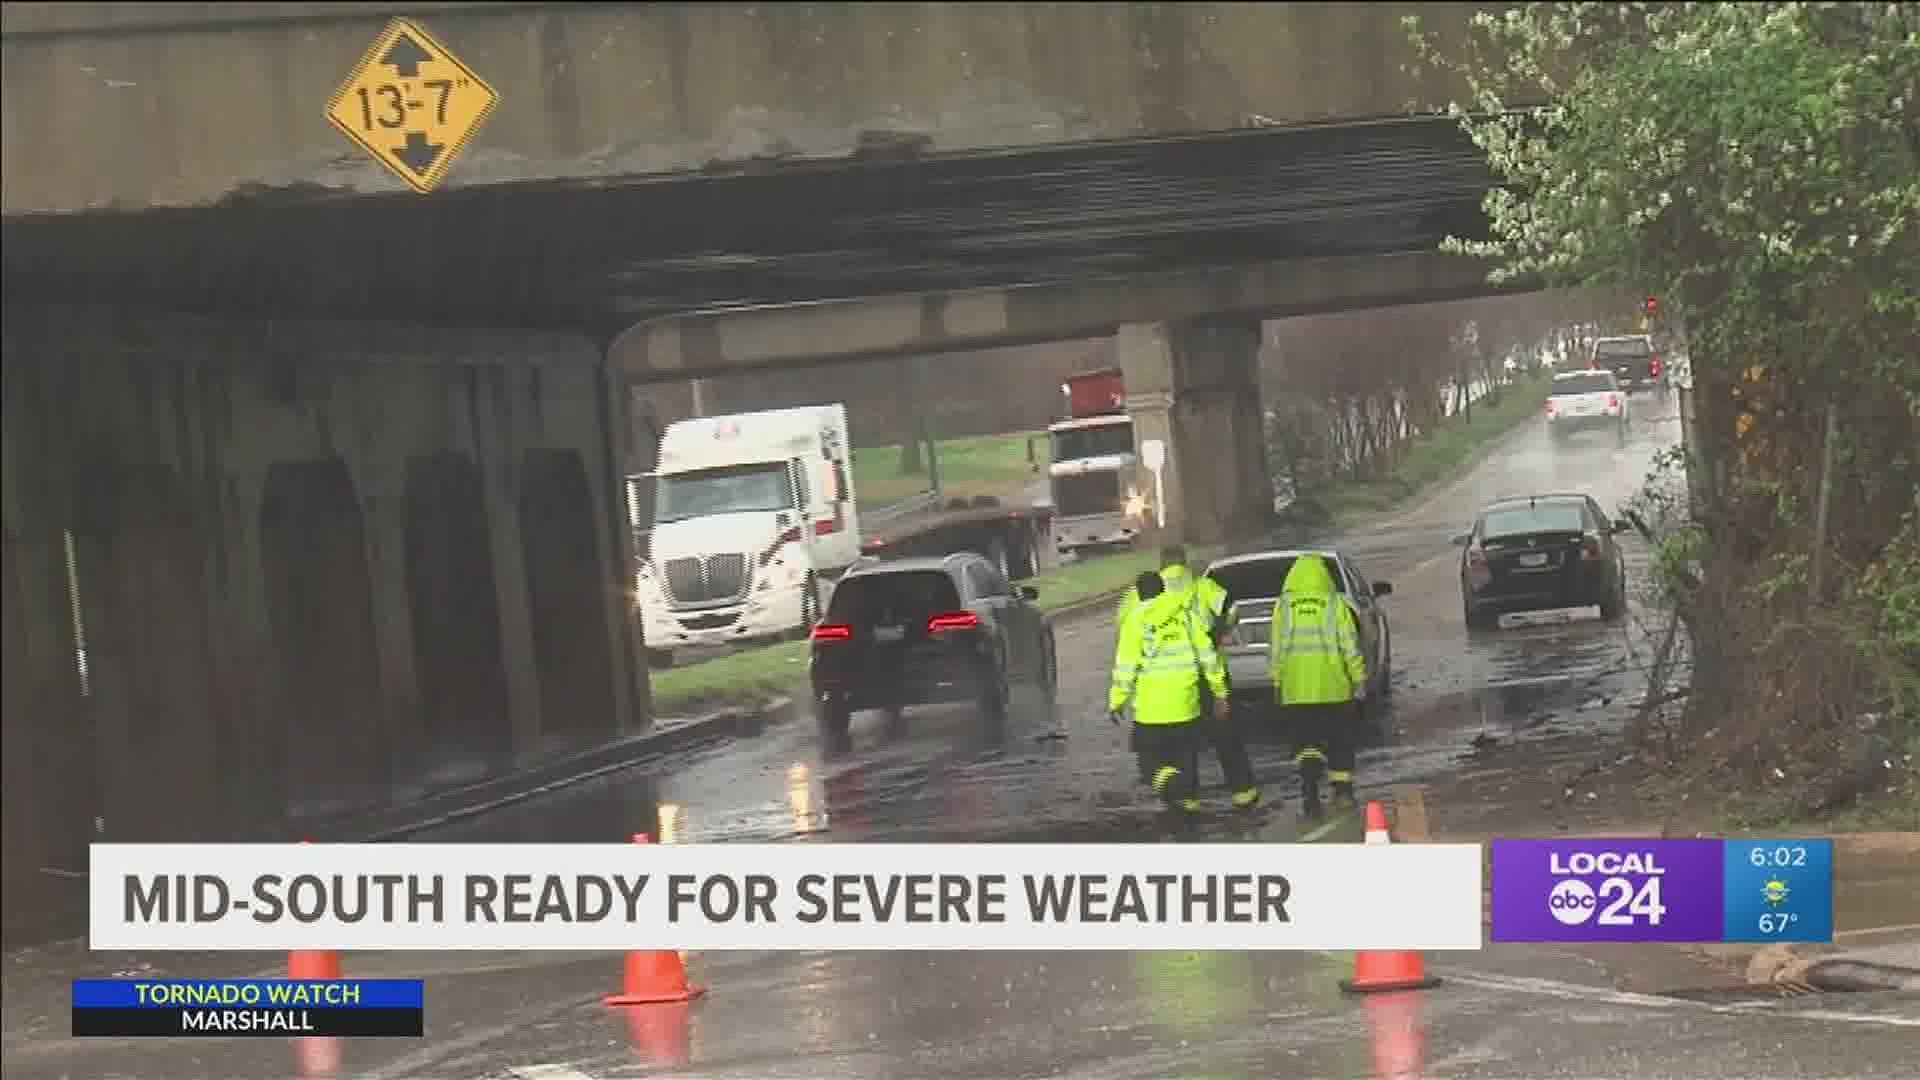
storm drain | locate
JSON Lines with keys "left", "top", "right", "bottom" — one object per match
{"left": 1658, "top": 963, "right": 1913, "bottom": 1002}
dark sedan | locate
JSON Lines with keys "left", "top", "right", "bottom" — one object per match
{"left": 1456, "top": 493, "right": 1630, "bottom": 631}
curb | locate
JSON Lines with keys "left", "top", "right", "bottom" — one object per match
{"left": 1435, "top": 828, "right": 1920, "bottom": 861}
{"left": 1, "top": 700, "right": 796, "bottom": 946}
{"left": 1045, "top": 586, "right": 1133, "bottom": 623}
{"left": 313, "top": 697, "right": 796, "bottom": 842}
{"left": 1801, "top": 958, "right": 1920, "bottom": 993}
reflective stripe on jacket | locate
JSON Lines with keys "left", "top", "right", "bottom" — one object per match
{"left": 1265, "top": 554, "right": 1367, "bottom": 705}
{"left": 1109, "top": 589, "right": 1229, "bottom": 722}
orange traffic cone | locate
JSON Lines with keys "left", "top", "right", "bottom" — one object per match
{"left": 289, "top": 840, "right": 342, "bottom": 981}
{"left": 1341, "top": 802, "right": 1442, "bottom": 994}
{"left": 623, "top": 1000, "right": 694, "bottom": 1068}
{"left": 605, "top": 833, "right": 707, "bottom": 1007}
{"left": 288, "top": 947, "right": 341, "bottom": 980}
{"left": 1363, "top": 991, "right": 1428, "bottom": 1080}
{"left": 293, "top": 1036, "right": 343, "bottom": 1077}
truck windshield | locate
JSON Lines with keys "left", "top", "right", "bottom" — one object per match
{"left": 1051, "top": 422, "right": 1134, "bottom": 462}
{"left": 655, "top": 463, "right": 792, "bottom": 523}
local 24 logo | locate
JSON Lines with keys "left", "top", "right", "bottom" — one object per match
{"left": 1545, "top": 850, "right": 1668, "bottom": 927}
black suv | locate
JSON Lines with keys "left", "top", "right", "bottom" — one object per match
{"left": 1455, "top": 494, "right": 1631, "bottom": 631}
{"left": 809, "top": 553, "right": 1057, "bottom": 742}
{"left": 1589, "top": 335, "right": 1668, "bottom": 393}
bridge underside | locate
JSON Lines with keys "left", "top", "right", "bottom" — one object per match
{"left": 4, "top": 117, "right": 1494, "bottom": 334}
{"left": 3, "top": 118, "right": 1513, "bottom": 934}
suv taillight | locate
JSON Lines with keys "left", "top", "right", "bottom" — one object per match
{"left": 1608, "top": 394, "right": 1621, "bottom": 410}
{"left": 1649, "top": 355, "right": 1662, "bottom": 378}
{"left": 1580, "top": 536, "right": 1603, "bottom": 561}
{"left": 810, "top": 623, "right": 852, "bottom": 642}
{"left": 928, "top": 611, "right": 981, "bottom": 633}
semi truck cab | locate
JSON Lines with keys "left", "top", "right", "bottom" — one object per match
{"left": 633, "top": 406, "right": 858, "bottom": 663}
{"left": 1047, "top": 369, "right": 1145, "bottom": 555}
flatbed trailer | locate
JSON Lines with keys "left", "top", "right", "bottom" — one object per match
{"left": 858, "top": 494, "right": 1056, "bottom": 582}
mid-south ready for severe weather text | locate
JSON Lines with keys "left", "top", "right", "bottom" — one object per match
{"left": 89, "top": 842, "right": 1486, "bottom": 951}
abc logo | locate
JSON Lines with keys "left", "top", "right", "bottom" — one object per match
{"left": 1548, "top": 879, "right": 1597, "bottom": 925}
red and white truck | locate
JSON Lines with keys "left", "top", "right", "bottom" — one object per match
{"left": 1046, "top": 368, "right": 1146, "bottom": 557}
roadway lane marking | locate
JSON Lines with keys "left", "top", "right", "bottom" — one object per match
{"left": 1440, "top": 970, "right": 1920, "bottom": 1029}
{"left": 509, "top": 1066, "right": 596, "bottom": 1080}
{"left": 1299, "top": 808, "right": 1357, "bottom": 843}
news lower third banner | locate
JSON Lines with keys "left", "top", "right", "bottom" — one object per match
{"left": 89, "top": 842, "right": 1484, "bottom": 951}
{"left": 1491, "top": 838, "right": 1834, "bottom": 943}
{"left": 72, "top": 979, "right": 424, "bottom": 1038}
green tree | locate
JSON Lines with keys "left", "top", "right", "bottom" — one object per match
{"left": 1409, "top": 3, "right": 1919, "bottom": 803}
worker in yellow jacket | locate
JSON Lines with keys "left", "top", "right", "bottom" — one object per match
{"left": 1115, "top": 547, "right": 1259, "bottom": 809}
{"left": 1110, "top": 570, "right": 1229, "bottom": 814}
{"left": 1266, "top": 554, "right": 1368, "bottom": 821}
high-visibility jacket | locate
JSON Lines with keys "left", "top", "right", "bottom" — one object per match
{"left": 1109, "top": 589, "right": 1229, "bottom": 722}
{"left": 1116, "top": 565, "right": 1233, "bottom": 639}
{"left": 1266, "top": 554, "right": 1367, "bottom": 705}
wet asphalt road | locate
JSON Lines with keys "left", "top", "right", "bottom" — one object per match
{"left": 9, "top": 398, "right": 1917, "bottom": 1079}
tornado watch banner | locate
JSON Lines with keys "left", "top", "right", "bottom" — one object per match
{"left": 1490, "top": 838, "right": 1834, "bottom": 943}
{"left": 72, "top": 979, "right": 424, "bottom": 1038}
{"left": 91, "top": 843, "right": 1484, "bottom": 951}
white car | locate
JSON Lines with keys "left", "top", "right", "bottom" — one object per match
{"left": 1546, "top": 370, "right": 1628, "bottom": 444}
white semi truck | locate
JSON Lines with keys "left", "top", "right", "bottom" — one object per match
{"left": 632, "top": 405, "right": 859, "bottom": 665}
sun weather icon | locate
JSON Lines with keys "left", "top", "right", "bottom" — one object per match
{"left": 1761, "top": 878, "right": 1791, "bottom": 907}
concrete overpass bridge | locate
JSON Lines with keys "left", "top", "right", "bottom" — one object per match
{"left": 2, "top": 2, "right": 1522, "bottom": 931}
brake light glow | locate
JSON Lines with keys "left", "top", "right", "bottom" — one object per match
{"left": 927, "top": 611, "right": 981, "bottom": 633}
{"left": 760, "top": 526, "right": 802, "bottom": 566}
{"left": 810, "top": 623, "right": 853, "bottom": 642}
{"left": 1608, "top": 394, "right": 1621, "bottom": 410}
{"left": 1649, "top": 355, "right": 1663, "bottom": 378}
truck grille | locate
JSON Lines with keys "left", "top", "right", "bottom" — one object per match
{"left": 1054, "top": 471, "right": 1124, "bottom": 517}
{"left": 663, "top": 554, "right": 750, "bottom": 607}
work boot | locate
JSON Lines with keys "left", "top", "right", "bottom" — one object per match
{"left": 1298, "top": 760, "right": 1325, "bottom": 821}
{"left": 1231, "top": 787, "right": 1261, "bottom": 810}
{"left": 1330, "top": 781, "right": 1356, "bottom": 813}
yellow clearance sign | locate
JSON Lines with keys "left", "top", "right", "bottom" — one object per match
{"left": 325, "top": 18, "right": 499, "bottom": 194}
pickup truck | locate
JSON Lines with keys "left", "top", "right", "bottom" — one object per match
{"left": 1589, "top": 335, "right": 1668, "bottom": 393}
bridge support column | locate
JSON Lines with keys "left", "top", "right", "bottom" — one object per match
{"left": 1117, "top": 318, "right": 1273, "bottom": 547}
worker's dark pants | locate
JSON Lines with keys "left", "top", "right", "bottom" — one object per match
{"left": 1132, "top": 720, "right": 1205, "bottom": 805}
{"left": 1202, "top": 686, "right": 1257, "bottom": 793}
{"left": 1288, "top": 701, "right": 1360, "bottom": 786}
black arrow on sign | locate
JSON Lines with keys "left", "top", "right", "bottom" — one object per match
{"left": 381, "top": 32, "right": 434, "bottom": 77}
{"left": 392, "top": 131, "right": 444, "bottom": 176}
